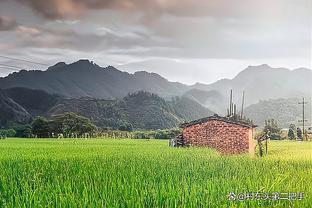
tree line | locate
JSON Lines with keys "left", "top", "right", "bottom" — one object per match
{"left": 0, "top": 112, "right": 182, "bottom": 139}
{"left": 262, "top": 119, "right": 310, "bottom": 141}
{"left": 0, "top": 112, "right": 97, "bottom": 138}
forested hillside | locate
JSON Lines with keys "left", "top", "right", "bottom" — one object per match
{"left": 49, "top": 91, "right": 214, "bottom": 130}
{"left": 244, "top": 98, "right": 312, "bottom": 128}
{"left": 0, "top": 90, "right": 31, "bottom": 128}
{"left": 1, "top": 87, "right": 213, "bottom": 130}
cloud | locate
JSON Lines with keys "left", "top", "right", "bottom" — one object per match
{"left": 14, "top": 0, "right": 84, "bottom": 20}
{"left": 0, "top": 16, "right": 18, "bottom": 31}
{"left": 12, "top": 0, "right": 179, "bottom": 20}
{"left": 12, "top": 0, "right": 310, "bottom": 21}
{"left": 0, "top": 0, "right": 310, "bottom": 73}
{"left": 9, "top": 22, "right": 169, "bottom": 54}
{"left": 13, "top": 25, "right": 107, "bottom": 50}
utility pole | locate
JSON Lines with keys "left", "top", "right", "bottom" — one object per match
{"left": 298, "top": 97, "right": 308, "bottom": 140}
{"left": 241, "top": 91, "right": 245, "bottom": 119}
{"left": 229, "top": 89, "right": 233, "bottom": 116}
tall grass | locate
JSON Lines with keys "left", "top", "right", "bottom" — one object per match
{"left": 0, "top": 139, "right": 311, "bottom": 207}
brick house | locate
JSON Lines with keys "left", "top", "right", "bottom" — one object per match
{"left": 178, "top": 114, "right": 257, "bottom": 154}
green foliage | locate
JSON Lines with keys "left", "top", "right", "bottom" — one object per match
{"left": 118, "top": 122, "right": 133, "bottom": 131}
{"left": 124, "top": 91, "right": 180, "bottom": 130}
{"left": 297, "top": 127, "right": 303, "bottom": 140}
{"left": 0, "top": 129, "right": 16, "bottom": 138}
{"left": 169, "top": 96, "right": 214, "bottom": 121}
{"left": 51, "top": 113, "right": 97, "bottom": 137}
{"left": 2, "top": 89, "right": 213, "bottom": 131}
{"left": 0, "top": 90, "right": 32, "bottom": 128}
{"left": 288, "top": 124, "right": 296, "bottom": 140}
{"left": 0, "top": 139, "right": 311, "bottom": 207}
{"left": 226, "top": 114, "right": 254, "bottom": 126}
{"left": 98, "top": 128, "right": 182, "bottom": 140}
{"left": 92, "top": 99, "right": 130, "bottom": 130}
{"left": 50, "top": 91, "right": 213, "bottom": 131}
{"left": 13, "top": 124, "right": 32, "bottom": 138}
{"left": 4, "top": 87, "right": 60, "bottom": 115}
{"left": 31, "top": 113, "right": 97, "bottom": 138}
{"left": 31, "top": 117, "right": 51, "bottom": 138}
{"left": 264, "top": 119, "right": 282, "bottom": 140}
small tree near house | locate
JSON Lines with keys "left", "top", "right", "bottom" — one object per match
{"left": 288, "top": 124, "right": 296, "bottom": 140}
{"left": 297, "top": 127, "right": 303, "bottom": 141}
{"left": 264, "top": 119, "right": 282, "bottom": 140}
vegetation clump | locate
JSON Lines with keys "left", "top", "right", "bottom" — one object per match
{"left": 31, "top": 112, "right": 97, "bottom": 138}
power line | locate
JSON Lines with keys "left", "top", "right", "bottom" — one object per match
{"left": 0, "top": 55, "right": 49, "bottom": 66}
{"left": 0, "top": 63, "right": 28, "bottom": 71}
{"left": 0, "top": 67, "right": 20, "bottom": 72}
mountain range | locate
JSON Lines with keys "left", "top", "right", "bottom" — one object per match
{"left": 0, "top": 60, "right": 188, "bottom": 99}
{"left": 187, "top": 64, "right": 312, "bottom": 111}
{"left": 0, "top": 60, "right": 311, "bottom": 129}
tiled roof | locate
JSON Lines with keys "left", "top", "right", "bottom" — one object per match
{"left": 180, "top": 114, "right": 257, "bottom": 128}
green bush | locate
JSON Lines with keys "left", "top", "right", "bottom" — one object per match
{"left": 288, "top": 124, "right": 296, "bottom": 140}
{"left": 0, "top": 129, "right": 16, "bottom": 138}
{"left": 98, "top": 128, "right": 182, "bottom": 140}
{"left": 264, "top": 119, "right": 282, "bottom": 140}
{"left": 30, "top": 113, "right": 97, "bottom": 138}
{"left": 13, "top": 124, "right": 32, "bottom": 138}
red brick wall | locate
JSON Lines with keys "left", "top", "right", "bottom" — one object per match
{"left": 182, "top": 119, "right": 254, "bottom": 154}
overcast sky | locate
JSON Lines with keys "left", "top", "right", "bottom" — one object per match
{"left": 0, "top": 0, "right": 311, "bottom": 84}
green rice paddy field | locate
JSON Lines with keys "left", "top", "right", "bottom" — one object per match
{"left": 0, "top": 138, "right": 311, "bottom": 207}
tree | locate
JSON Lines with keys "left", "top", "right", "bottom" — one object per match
{"left": 118, "top": 122, "right": 133, "bottom": 131}
{"left": 0, "top": 129, "right": 16, "bottom": 138}
{"left": 297, "top": 127, "right": 303, "bottom": 141}
{"left": 31, "top": 117, "right": 51, "bottom": 138}
{"left": 264, "top": 119, "right": 281, "bottom": 140}
{"left": 14, "top": 124, "right": 32, "bottom": 138}
{"left": 288, "top": 124, "right": 296, "bottom": 140}
{"left": 304, "top": 130, "right": 308, "bottom": 141}
{"left": 51, "top": 112, "right": 97, "bottom": 137}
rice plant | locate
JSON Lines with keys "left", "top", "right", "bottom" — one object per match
{"left": 0, "top": 139, "right": 311, "bottom": 207}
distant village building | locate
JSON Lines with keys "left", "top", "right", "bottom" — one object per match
{"left": 176, "top": 114, "right": 257, "bottom": 154}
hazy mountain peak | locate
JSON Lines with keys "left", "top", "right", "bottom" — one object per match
{"left": 134, "top": 71, "right": 167, "bottom": 80}
{"left": 47, "top": 62, "right": 67, "bottom": 71}
{"left": 192, "top": 82, "right": 209, "bottom": 87}
{"left": 106, "top": 65, "right": 116, "bottom": 69}
{"left": 69, "top": 59, "right": 94, "bottom": 67}
{"left": 235, "top": 64, "right": 290, "bottom": 79}
{"left": 193, "top": 82, "right": 206, "bottom": 86}
{"left": 47, "top": 60, "right": 100, "bottom": 73}
{"left": 245, "top": 64, "right": 273, "bottom": 71}
{"left": 293, "top": 67, "right": 312, "bottom": 73}
{"left": 246, "top": 64, "right": 270, "bottom": 69}
{"left": 104, "top": 65, "right": 122, "bottom": 72}
{"left": 134, "top": 71, "right": 156, "bottom": 75}
{"left": 75, "top": 59, "right": 92, "bottom": 64}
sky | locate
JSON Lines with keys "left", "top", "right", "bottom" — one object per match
{"left": 0, "top": 0, "right": 311, "bottom": 84}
